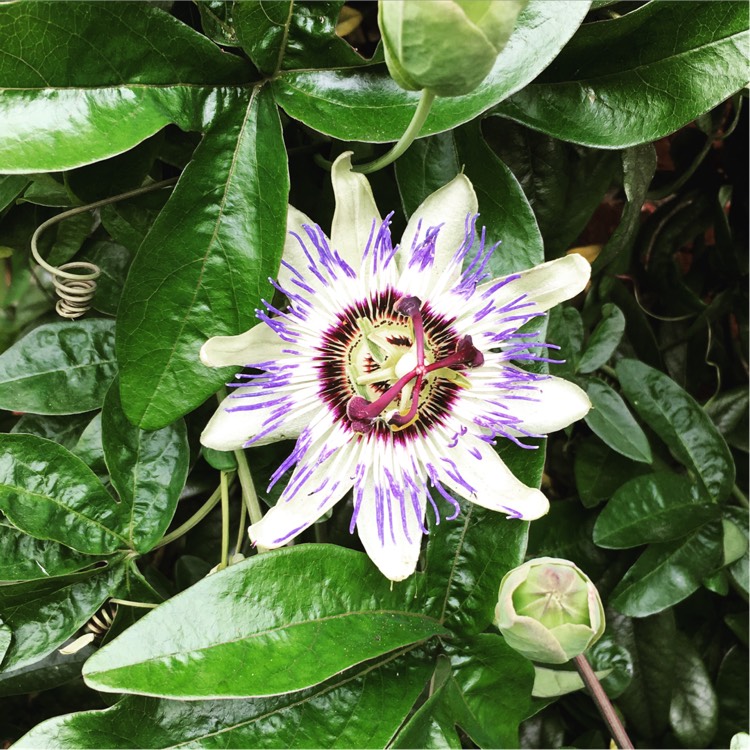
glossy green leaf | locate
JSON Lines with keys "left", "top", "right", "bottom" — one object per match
{"left": 0, "top": 562, "right": 124, "bottom": 672}
{"left": 716, "top": 646, "right": 749, "bottom": 748}
{"left": 420, "top": 440, "right": 537, "bottom": 637}
{"left": 19, "top": 650, "right": 432, "bottom": 749}
{"left": 99, "top": 188, "right": 172, "bottom": 253}
{"left": 584, "top": 378, "right": 653, "bottom": 464}
{"left": 235, "top": 1, "right": 367, "bottom": 75}
{"left": 725, "top": 506, "right": 749, "bottom": 596}
{"left": 0, "top": 2, "right": 251, "bottom": 172}
{"left": 395, "top": 132, "right": 460, "bottom": 219}
{"left": 0, "top": 519, "right": 94, "bottom": 582}
{"left": 80, "top": 240, "right": 133, "bottom": 317}
{"left": 271, "top": 0, "right": 589, "bottom": 141}
{"left": 71, "top": 414, "right": 110, "bottom": 491}
{"left": 547, "top": 305, "right": 584, "bottom": 378}
{"left": 669, "top": 634, "right": 718, "bottom": 748}
{"left": 578, "top": 304, "right": 625, "bottom": 373}
{"left": 481, "top": 117, "right": 620, "bottom": 258}
{"left": 0, "top": 640, "right": 95, "bottom": 698}
{"left": 617, "top": 359, "right": 735, "bottom": 502}
{"left": 454, "top": 121, "right": 545, "bottom": 277}
{"left": 587, "top": 634, "right": 634, "bottom": 699}
{"left": 0, "top": 319, "right": 116, "bottom": 415}
{"left": 593, "top": 472, "right": 719, "bottom": 549}
{"left": 11, "top": 412, "right": 93, "bottom": 451}
{"left": 574, "top": 437, "right": 648, "bottom": 508}
{"left": 610, "top": 609, "right": 676, "bottom": 740}
{"left": 101, "top": 380, "right": 188, "bottom": 553}
{"left": 0, "top": 434, "right": 127, "bottom": 555}
{"left": 611, "top": 521, "right": 723, "bottom": 617}
{"left": 0, "top": 618, "right": 9, "bottom": 664}
{"left": 0, "top": 175, "right": 29, "bottom": 213}
{"left": 394, "top": 637, "right": 535, "bottom": 749}
{"left": 495, "top": 2, "right": 749, "bottom": 147}
{"left": 117, "top": 87, "right": 289, "bottom": 429}
{"left": 83, "top": 546, "right": 444, "bottom": 698}
{"left": 706, "top": 386, "right": 749, "bottom": 453}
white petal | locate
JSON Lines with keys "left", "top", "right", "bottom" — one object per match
{"left": 356, "top": 475, "right": 426, "bottom": 582}
{"left": 200, "top": 387, "right": 310, "bottom": 452}
{"left": 508, "top": 375, "right": 591, "bottom": 434}
{"left": 278, "top": 205, "right": 321, "bottom": 290}
{"left": 398, "top": 173, "right": 477, "bottom": 288}
{"left": 330, "top": 152, "right": 381, "bottom": 270}
{"left": 248, "top": 430, "right": 356, "bottom": 548}
{"left": 434, "top": 434, "right": 549, "bottom": 521}
{"left": 477, "top": 254, "right": 591, "bottom": 313}
{"left": 200, "top": 323, "right": 284, "bottom": 368}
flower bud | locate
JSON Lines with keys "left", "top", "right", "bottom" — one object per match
{"left": 378, "top": 0, "right": 528, "bottom": 97}
{"left": 494, "top": 557, "right": 605, "bottom": 664}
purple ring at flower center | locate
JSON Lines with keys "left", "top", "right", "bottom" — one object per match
{"left": 315, "top": 287, "right": 465, "bottom": 442}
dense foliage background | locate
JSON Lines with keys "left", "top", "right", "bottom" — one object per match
{"left": 0, "top": 1, "right": 747, "bottom": 747}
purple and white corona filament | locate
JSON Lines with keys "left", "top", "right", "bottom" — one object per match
{"left": 200, "top": 154, "right": 591, "bottom": 581}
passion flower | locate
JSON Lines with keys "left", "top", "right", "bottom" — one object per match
{"left": 200, "top": 154, "right": 591, "bottom": 581}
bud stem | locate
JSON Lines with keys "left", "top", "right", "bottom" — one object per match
{"left": 353, "top": 88, "right": 436, "bottom": 175}
{"left": 574, "top": 654, "right": 634, "bottom": 750}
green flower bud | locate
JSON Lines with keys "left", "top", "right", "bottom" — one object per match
{"left": 494, "top": 557, "right": 605, "bottom": 665}
{"left": 378, "top": 0, "right": 528, "bottom": 98}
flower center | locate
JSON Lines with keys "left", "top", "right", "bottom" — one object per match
{"left": 345, "top": 296, "right": 483, "bottom": 433}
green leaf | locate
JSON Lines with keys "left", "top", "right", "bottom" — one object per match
{"left": 669, "top": 633, "right": 719, "bottom": 748}
{"left": 593, "top": 472, "right": 719, "bottom": 549}
{"left": 716, "top": 646, "right": 749, "bottom": 748}
{"left": 101, "top": 380, "right": 188, "bottom": 553}
{"left": 117, "top": 87, "right": 289, "bottom": 429}
{"left": 584, "top": 378, "right": 653, "bottom": 464}
{"left": 617, "top": 359, "right": 736, "bottom": 502}
{"left": 80, "top": 240, "right": 133, "bottom": 317}
{"left": 395, "top": 132, "right": 460, "bottom": 219}
{"left": 532, "top": 665, "right": 612, "bottom": 698}
{"left": 495, "top": 2, "right": 749, "bottom": 147}
{"left": 574, "top": 437, "right": 648, "bottom": 508}
{"left": 578, "top": 304, "right": 625, "bottom": 373}
{"left": 0, "top": 434, "right": 127, "bottom": 555}
{"left": 99, "top": 189, "right": 171, "bottom": 253}
{"left": 725, "top": 506, "right": 749, "bottom": 595}
{"left": 420, "top": 451, "right": 535, "bottom": 637}
{"left": 0, "top": 519, "right": 94, "bottom": 582}
{"left": 18, "top": 651, "right": 432, "bottom": 749}
{"left": 453, "top": 120, "right": 545, "bottom": 277}
{"left": 547, "top": 305, "right": 584, "bottom": 378}
{"left": 587, "top": 634, "right": 633, "bottom": 699}
{"left": 481, "top": 117, "right": 620, "bottom": 258}
{"left": 0, "top": 2, "right": 251, "bottom": 172}
{"left": 71, "top": 413, "right": 111, "bottom": 491}
{"left": 271, "top": 0, "right": 589, "bottom": 141}
{"left": 706, "top": 386, "right": 749, "bottom": 453}
{"left": 610, "top": 609, "right": 676, "bottom": 740}
{"left": 0, "top": 640, "right": 95, "bottom": 698}
{"left": 83, "top": 546, "right": 444, "bottom": 698}
{"left": 235, "top": 1, "right": 367, "bottom": 75}
{"left": 0, "top": 562, "right": 124, "bottom": 672}
{"left": 0, "top": 175, "right": 30, "bottom": 213}
{"left": 394, "top": 637, "right": 535, "bottom": 749}
{"left": 11, "top": 412, "right": 93, "bottom": 450}
{"left": 0, "top": 618, "right": 9, "bottom": 664}
{"left": 0, "top": 319, "right": 116, "bottom": 415}
{"left": 611, "top": 520, "right": 723, "bottom": 617}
